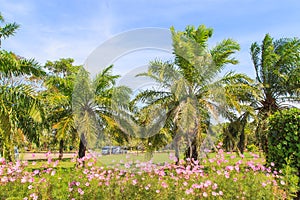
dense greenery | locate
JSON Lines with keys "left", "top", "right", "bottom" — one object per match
{"left": 267, "top": 108, "right": 300, "bottom": 197}
{"left": 0, "top": 11, "right": 300, "bottom": 198}
{"left": 251, "top": 35, "right": 300, "bottom": 153}
{"left": 267, "top": 108, "right": 300, "bottom": 169}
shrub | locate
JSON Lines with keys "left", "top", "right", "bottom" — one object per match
{"left": 267, "top": 108, "right": 300, "bottom": 197}
{"left": 267, "top": 108, "right": 300, "bottom": 169}
{"left": 246, "top": 144, "right": 259, "bottom": 152}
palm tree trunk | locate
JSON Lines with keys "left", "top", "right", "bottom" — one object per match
{"left": 3, "top": 136, "right": 13, "bottom": 161}
{"left": 174, "top": 138, "right": 180, "bottom": 165}
{"left": 58, "top": 139, "right": 64, "bottom": 160}
{"left": 237, "top": 128, "right": 245, "bottom": 154}
{"left": 185, "top": 136, "right": 198, "bottom": 162}
{"left": 78, "top": 133, "right": 86, "bottom": 159}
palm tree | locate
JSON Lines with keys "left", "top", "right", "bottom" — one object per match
{"left": 73, "top": 66, "right": 131, "bottom": 159}
{"left": 250, "top": 34, "right": 300, "bottom": 152}
{"left": 0, "top": 13, "right": 46, "bottom": 160}
{"left": 133, "top": 25, "right": 254, "bottom": 161}
{"left": 0, "top": 84, "right": 42, "bottom": 160}
{"left": 0, "top": 52, "right": 44, "bottom": 161}
{"left": 0, "top": 12, "right": 20, "bottom": 48}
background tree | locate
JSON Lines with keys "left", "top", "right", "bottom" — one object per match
{"left": 43, "top": 58, "right": 80, "bottom": 159}
{"left": 0, "top": 12, "right": 19, "bottom": 48}
{"left": 73, "top": 66, "right": 131, "bottom": 158}
{"left": 0, "top": 14, "right": 45, "bottom": 160}
{"left": 133, "top": 25, "right": 253, "bottom": 161}
{"left": 250, "top": 34, "right": 300, "bottom": 153}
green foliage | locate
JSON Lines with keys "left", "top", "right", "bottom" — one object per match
{"left": 267, "top": 108, "right": 300, "bottom": 169}
{"left": 246, "top": 144, "right": 259, "bottom": 152}
{"left": 251, "top": 34, "right": 300, "bottom": 153}
{"left": 43, "top": 58, "right": 82, "bottom": 158}
{"left": 280, "top": 159, "right": 300, "bottom": 199}
{"left": 0, "top": 12, "right": 20, "bottom": 48}
{"left": 134, "top": 25, "right": 254, "bottom": 161}
{"left": 267, "top": 108, "right": 300, "bottom": 197}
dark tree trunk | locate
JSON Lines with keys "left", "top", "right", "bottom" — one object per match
{"left": 174, "top": 139, "right": 180, "bottom": 165}
{"left": 58, "top": 139, "right": 64, "bottom": 160}
{"left": 185, "top": 137, "right": 198, "bottom": 162}
{"left": 237, "top": 127, "right": 245, "bottom": 154}
{"left": 78, "top": 133, "right": 86, "bottom": 159}
{"left": 3, "top": 140, "right": 13, "bottom": 162}
{"left": 297, "top": 169, "right": 300, "bottom": 200}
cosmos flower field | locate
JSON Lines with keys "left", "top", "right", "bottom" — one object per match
{"left": 0, "top": 145, "right": 291, "bottom": 199}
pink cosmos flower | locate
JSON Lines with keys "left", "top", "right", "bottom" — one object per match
{"left": 30, "top": 193, "right": 38, "bottom": 200}
{"left": 53, "top": 160, "right": 59, "bottom": 167}
{"left": 224, "top": 171, "right": 230, "bottom": 179}
{"left": 1, "top": 176, "right": 8, "bottom": 183}
{"left": 183, "top": 188, "right": 192, "bottom": 195}
{"left": 78, "top": 188, "right": 84, "bottom": 195}
{"left": 21, "top": 176, "right": 27, "bottom": 183}
{"left": 124, "top": 163, "right": 130, "bottom": 169}
{"left": 33, "top": 170, "right": 39, "bottom": 175}
{"left": 132, "top": 179, "right": 137, "bottom": 185}
{"left": 235, "top": 165, "right": 240, "bottom": 172}
{"left": 203, "top": 192, "right": 208, "bottom": 197}
{"left": 51, "top": 170, "right": 56, "bottom": 176}
{"left": 225, "top": 166, "right": 234, "bottom": 171}
{"left": 161, "top": 181, "right": 168, "bottom": 188}
{"left": 212, "top": 183, "right": 218, "bottom": 190}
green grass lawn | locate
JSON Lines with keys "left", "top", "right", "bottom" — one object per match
{"left": 25, "top": 151, "right": 265, "bottom": 170}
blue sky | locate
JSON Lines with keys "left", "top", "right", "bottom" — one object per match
{"left": 1, "top": 0, "right": 300, "bottom": 78}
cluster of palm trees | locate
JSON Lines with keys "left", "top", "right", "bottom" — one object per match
{"left": 1, "top": 13, "right": 299, "bottom": 162}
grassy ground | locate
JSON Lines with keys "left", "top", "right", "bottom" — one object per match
{"left": 24, "top": 151, "right": 265, "bottom": 170}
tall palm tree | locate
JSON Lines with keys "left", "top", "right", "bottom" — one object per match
{"left": 0, "top": 13, "right": 45, "bottom": 160}
{"left": 73, "top": 66, "right": 131, "bottom": 159}
{"left": 0, "top": 53, "right": 44, "bottom": 161}
{"left": 133, "top": 25, "right": 254, "bottom": 161}
{"left": 0, "top": 12, "right": 20, "bottom": 48}
{"left": 250, "top": 34, "right": 300, "bottom": 152}
{"left": 0, "top": 84, "right": 42, "bottom": 160}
